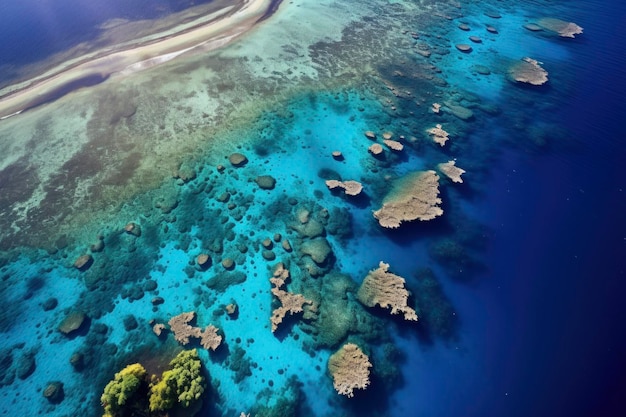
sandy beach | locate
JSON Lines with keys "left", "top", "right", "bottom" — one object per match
{"left": 0, "top": 0, "right": 274, "bottom": 120}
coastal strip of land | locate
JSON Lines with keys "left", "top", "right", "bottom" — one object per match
{"left": 0, "top": 0, "right": 276, "bottom": 120}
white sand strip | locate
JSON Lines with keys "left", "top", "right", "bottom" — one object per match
{"left": 0, "top": 0, "right": 274, "bottom": 120}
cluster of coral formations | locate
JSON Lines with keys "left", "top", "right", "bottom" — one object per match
{"left": 508, "top": 57, "right": 549, "bottom": 85}
{"left": 164, "top": 312, "right": 223, "bottom": 350}
{"left": 373, "top": 170, "right": 443, "bottom": 228}
{"left": 270, "top": 263, "right": 314, "bottom": 332}
{"left": 357, "top": 262, "right": 418, "bottom": 321}
{"left": 327, "top": 343, "right": 372, "bottom": 398}
{"left": 101, "top": 349, "right": 205, "bottom": 417}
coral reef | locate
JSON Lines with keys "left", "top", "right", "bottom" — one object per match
{"left": 357, "top": 262, "right": 418, "bottom": 321}
{"left": 325, "top": 179, "right": 363, "bottom": 196}
{"left": 537, "top": 17, "right": 583, "bottom": 38}
{"left": 270, "top": 263, "right": 313, "bottom": 332}
{"left": 508, "top": 57, "right": 548, "bottom": 85}
{"left": 373, "top": 170, "right": 443, "bottom": 228}
{"left": 168, "top": 312, "right": 222, "bottom": 350}
{"left": 327, "top": 343, "right": 372, "bottom": 398}
{"left": 149, "top": 349, "right": 205, "bottom": 411}
{"left": 437, "top": 160, "right": 466, "bottom": 183}
{"left": 427, "top": 124, "right": 450, "bottom": 146}
{"left": 368, "top": 143, "right": 384, "bottom": 155}
{"left": 383, "top": 139, "right": 404, "bottom": 151}
{"left": 101, "top": 363, "right": 147, "bottom": 417}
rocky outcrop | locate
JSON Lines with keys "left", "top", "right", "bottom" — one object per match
{"left": 508, "top": 57, "right": 548, "bottom": 85}
{"left": 167, "top": 312, "right": 222, "bottom": 350}
{"left": 437, "top": 160, "right": 466, "bottom": 183}
{"left": 427, "top": 124, "right": 450, "bottom": 146}
{"left": 357, "top": 261, "right": 418, "bottom": 321}
{"left": 373, "top": 170, "right": 443, "bottom": 228}
{"left": 270, "top": 263, "right": 313, "bottom": 332}
{"left": 327, "top": 343, "right": 372, "bottom": 398}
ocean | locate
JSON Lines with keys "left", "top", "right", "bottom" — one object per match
{"left": 0, "top": 0, "right": 624, "bottom": 416}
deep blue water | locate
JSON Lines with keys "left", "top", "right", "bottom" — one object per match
{"left": 0, "top": 0, "right": 625, "bottom": 416}
{"left": 472, "top": 1, "right": 626, "bottom": 414}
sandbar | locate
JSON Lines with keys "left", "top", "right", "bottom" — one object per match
{"left": 0, "top": 0, "right": 275, "bottom": 120}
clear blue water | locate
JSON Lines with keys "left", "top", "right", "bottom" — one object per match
{"left": 0, "top": 0, "right": 625, "bottom": 416}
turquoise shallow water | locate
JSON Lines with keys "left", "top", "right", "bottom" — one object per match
{"left": 1, "top": 0, "right": 625, "bottom": 416}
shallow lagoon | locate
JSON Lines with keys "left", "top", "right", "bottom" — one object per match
{"left": 0, "top": 1, "right": 625, "bottom": 416}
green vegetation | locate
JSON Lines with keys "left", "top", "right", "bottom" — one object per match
{"left": 149, "top": 349, "right": 205, "bottom": 411}
{"left": 100, "top": 349, "right": 205, "bottom": 417}
{"left": 101, "top": 363, "right": 147, "bottom": 417}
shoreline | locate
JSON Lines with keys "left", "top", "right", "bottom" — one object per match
{"left": 0, "top": 0, "right": 275, "bottom": 120}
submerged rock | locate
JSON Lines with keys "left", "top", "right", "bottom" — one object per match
{"left": 472, "top": 65, "right": 491, "bottom": 75}
{"left": 69, "top": 352, "right": 85, "bottom": 371}
{"left": 262, "top": 250, "right": 276, "bottom": 261}
{"left": 255, "top": 175, "right": 276, "bottom": 190}
{"left": 443, "top": 102, "right": 474, "bottom": 120}
{"left": 73, "top": 254, "right": 93, "bottom": 271}
{"left": 124, "top": 222, "right": 141, "bottom": 237}
{"left": 300, "top": 238, "right": 333, "bottom": 265}
{"left": 196, "top": 253, "right": 212, "bottom": 269}
{"left": 368, "top": 143, "right": 383, "bottom": 155}
{"left": 364, "top": 131, "right": 376, "bottom": 140}
{"left": 42, "top": 297, "right": 58, "bottom": 311}
{"left": 229, "top": 152, "right": 248, "bottom": 167}
{"left": 43, "top": 381, "right": 64, "bottom": 403}
{"left": 173, "top": 162, "right": 196, "bottom": 182}
{"left": 221, "top": 258, "right": 235, "bottom": 269}
{"left": 15, "top": 353, "right": 35, "bottom": 380}
{"left": 206, "top": 271, "right": 247, "bottom": 292}
{"left": 523, "top": 23, "right": 543, "bottom": 32}
{"left": 58, "top": 311, "right": 87, "bottom": 335}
